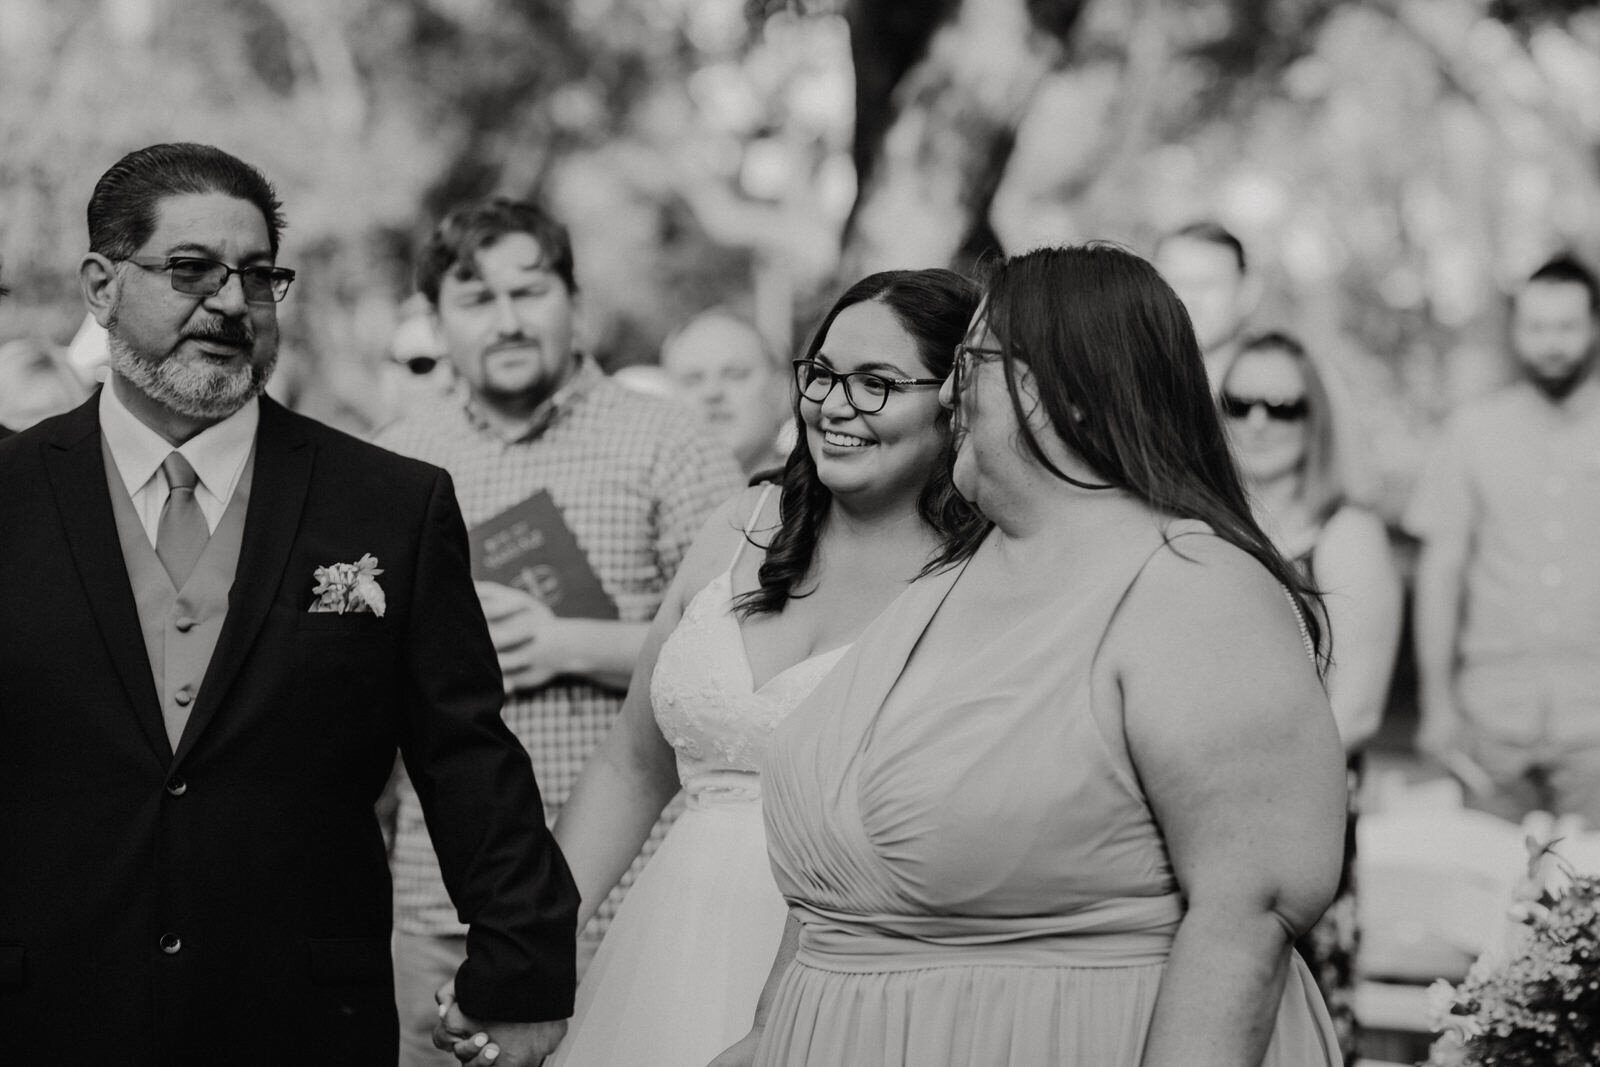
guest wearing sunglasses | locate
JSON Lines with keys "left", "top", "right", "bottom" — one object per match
{"left": 1220, "top": 330, "right": 1403, "bottom": 1063}
{"left": 446, "top": 270, "right": 987, "bottom": 1067}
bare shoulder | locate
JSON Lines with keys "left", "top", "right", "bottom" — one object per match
{"left": 1319, "top": 503, "right": 1390, "bottom": 553}
{"left": 674, "top": 485, "right": 776, "bottom": 598}
{"left": 1102, "top": 531, "right": 1307, "bottom": 678}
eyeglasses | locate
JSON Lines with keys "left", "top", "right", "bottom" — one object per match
{"left": 1219, "top": 394, "right": 1310, "bottom": 423}
{"left": 121, "top": 256, "right": 296, "bottom": 304}
{"left": 390, "top": 355, "right": 442, "bottom": 376}
{"left": 792, "top": 359, "right": 944, "bottom": 414}
{"left": 951, "top": 343, "right": 1006, "bottom": 399}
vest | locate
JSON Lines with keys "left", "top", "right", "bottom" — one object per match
{"left": 101, "top": 435, "right": 254, "bottom": 754}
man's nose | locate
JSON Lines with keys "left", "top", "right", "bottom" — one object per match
{"left": 493, "top": 295, "right": 523, "bottom": 337}
{"left": 203, "top": 272, "right": 250, "bottom": 316}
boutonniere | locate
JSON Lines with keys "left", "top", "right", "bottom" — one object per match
{"left": 310, "top": 553, "right": 387, "bottom": 617}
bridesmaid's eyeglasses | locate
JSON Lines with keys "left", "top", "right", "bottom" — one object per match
{"left": 951, "top": 343, "right": 1007, "bottom": 399}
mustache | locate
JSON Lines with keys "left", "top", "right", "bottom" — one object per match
{"left": 185, "top": 318, "right": 256, "bottom": 347}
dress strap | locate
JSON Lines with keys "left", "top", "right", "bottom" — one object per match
{"left": 728, "top": 483, "right": 778, "bottom": 571}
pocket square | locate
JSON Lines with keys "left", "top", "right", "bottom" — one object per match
{"left": 309, "top": 554, "right": 386, "bottom": 617}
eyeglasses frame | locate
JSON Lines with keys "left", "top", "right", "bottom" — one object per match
{"left": 791, "top": 358, "right": 945, "bottom": 414}
{"left": 120, "top": 255, "right": 297, "bottom": 305}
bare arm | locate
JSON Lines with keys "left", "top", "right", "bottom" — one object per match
{"left": 1311, "top": 506, "right": 1403, "bottom": 752}
{"left": 707, "top": 912, "right": 802, "bottom": 1067}
{"left": 554, "top": 490, "right": 762, "bottom": 927}
{"left": 1411, "top": 530, "right": 1469, "bottom": 761}
{"left": 1106, "top": 540, "right": 1346, "bottom": 1067}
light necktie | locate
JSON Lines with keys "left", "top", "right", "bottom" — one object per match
{"left": 156, "top": 451, "right": 209, "bottom": 588}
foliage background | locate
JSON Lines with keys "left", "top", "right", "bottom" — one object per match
{"left": 1, "top": 0, "right": 1598, "bottom": 517}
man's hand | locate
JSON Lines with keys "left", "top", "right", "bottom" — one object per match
{"left": 475, "top": 581, "right": 573, "bottom": 693}
{"left": 434, "top": 979, "right": 568, "bottom": 1067}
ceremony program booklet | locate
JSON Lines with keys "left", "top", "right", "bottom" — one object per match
{"left": 469, "top": 490, "right": 619, "bottom": 619}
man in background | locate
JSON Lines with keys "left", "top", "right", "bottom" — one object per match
{"left": 375, "top": 197, "right": 743, "bottom": 1064}
{"left": 1155, "top": 220, "right": 1260, "bottom": 394}
{"left": 661, "top": 308, "right": 792, "bottom": 478}
{"left": 1405, "top": 254, "right": 1600, "bottom": 827}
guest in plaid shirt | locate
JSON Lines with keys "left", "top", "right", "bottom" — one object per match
{"left": 375, "top": 198, "right": 743, "bottom": 1066}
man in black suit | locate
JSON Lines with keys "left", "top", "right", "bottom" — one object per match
{"left": 0, "top": 257, "right": 11, "bottom": 439}
{"left": 0, "top": 143, "right": 577, "bottom": 1065}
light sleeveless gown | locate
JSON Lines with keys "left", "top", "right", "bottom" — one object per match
{"left": 755, "top": 503, "right": 1344, "bottom": 1066}
{"left": 551, "top": 487, "right": 849, "bottom": 1067}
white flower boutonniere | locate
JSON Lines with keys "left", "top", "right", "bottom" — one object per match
{"left": 310, "top": 553, "right": 387, "bottom": 617}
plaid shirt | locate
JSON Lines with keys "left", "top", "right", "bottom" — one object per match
{"left": 376, "top": 358, "right": 743, "bottom": 937}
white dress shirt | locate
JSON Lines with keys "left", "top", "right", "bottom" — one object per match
{"left": 99, "top": 379, "right": 259, "bottom": 546}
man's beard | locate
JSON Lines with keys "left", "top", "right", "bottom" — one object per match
{"left": 108, "top": 315, "right": 275, "bottom": 421}
{"left": 1527, "top": 354, "right": 1596, "bottom": 402}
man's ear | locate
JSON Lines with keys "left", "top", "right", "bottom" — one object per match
{"left": 80, "top": 254, "right": 120, "bottom": 329}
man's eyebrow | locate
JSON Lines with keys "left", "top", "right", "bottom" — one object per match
{"left": 161, "top": 242, "right": 273, "bottom": 264}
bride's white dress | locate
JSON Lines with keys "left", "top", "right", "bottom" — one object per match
{"left": 550, "top": 488, "right": 847, "bottom": 1067}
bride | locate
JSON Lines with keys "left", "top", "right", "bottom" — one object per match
{"left": 442, "top": 268, "right": 987, "bottom": 1067}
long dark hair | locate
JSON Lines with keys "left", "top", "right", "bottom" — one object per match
{"left": 981, "top": 244, "right": 1326, "bottom": 668}
{"left": 735, "top": 268, "right": 989, "bottom": 618}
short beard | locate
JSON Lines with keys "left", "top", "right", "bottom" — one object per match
{"left": 107, "top": 317, "right": 275, "bottom": 422}
{"left": 1528, "top": 358, "right": 1595, "bottom": 403}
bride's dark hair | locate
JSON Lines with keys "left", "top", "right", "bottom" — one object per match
{"left": 735, "top": 269, "right": 988, "bottom": 619}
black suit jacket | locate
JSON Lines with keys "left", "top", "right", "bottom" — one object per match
{"left": 0, "top": 396, "right": 577, "bottom": 1065}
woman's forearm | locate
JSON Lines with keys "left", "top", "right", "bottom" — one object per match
{"left": 1140, "top": 904, "right": 1296, "bottom": 1067}
{"left": 555, "top": 734, "right": 680, "bottom": 929}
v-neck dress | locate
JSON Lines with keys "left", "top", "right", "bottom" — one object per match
{"left": 754, "top": 505, "right": 1343, "bottom": 1066}
{"left": 550, "top": 487, "right": 850, "bottom": 1067}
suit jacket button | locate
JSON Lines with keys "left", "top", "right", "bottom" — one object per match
{"left": 159, "top": 933, "right": 182, "bottom": 954}
{"left": 174, "top": 687, "right": 193, "bottom": 707}
{"left": 166, "top": 778, "right": 188, "bottom": 797}
{"left": 175, "top": 616, "right": 197, "bottom": 632}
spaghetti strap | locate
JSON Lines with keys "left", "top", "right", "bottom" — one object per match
{"left": 728, "top": 483, "right": 778, "bottom": 571}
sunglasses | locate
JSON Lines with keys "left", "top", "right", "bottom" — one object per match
{"left": 1220, "top": 394, "right": 1310, "bottom": 422}
{"left": 390, "top": 355, "right": 442, "bottom": 376}
{"left": 121, "top": 256, "right": 295, "bottom": 304}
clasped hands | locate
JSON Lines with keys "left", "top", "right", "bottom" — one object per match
{"left": 432, "top": 979, "right": 567, "bottom": 1067}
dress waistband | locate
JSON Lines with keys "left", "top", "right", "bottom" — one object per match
{"left": 793, "top": 911, "right": 1177, "bottom": 972}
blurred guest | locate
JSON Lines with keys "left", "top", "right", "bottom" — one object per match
{"left": 529, "top": 270, "right": 985, "bottom": 1067}
{"left": 661, "top": 309, "right": 791, "bottom": 477}
{"left": 723, "top": 245, "right": 1345, "bottom": 1067}
{"left": 1221, "top": 330, "right": 1403, "bottom": 1061}
{"left": 377, "top": 293, "right": 456, "bottom": 424}
{"left": 611, "top": 362, "right": 680, "bottom": 400}
{"left": 1405, "top": 254, "right": 1600, "bottom": 827}
{"left": 1155, "top": 221, "right": 1259, "bottom": 393}
{"left": 373, "top": 197, "right": 743, "bottom": 1066}
{"left": 0, "top": 338, "right": 89, "bottom": 431}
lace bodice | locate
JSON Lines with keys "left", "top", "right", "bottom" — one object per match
{"left": 651, "top": 568, "right": 847, "bottom": 804}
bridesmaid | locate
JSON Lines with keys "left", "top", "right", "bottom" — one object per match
{"left": 721, "top": 244, "right": 1348, "bottom": 1067}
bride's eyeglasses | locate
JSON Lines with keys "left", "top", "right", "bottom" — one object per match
{"left": 792, "top": 360, "right": 944, "bottom": 414}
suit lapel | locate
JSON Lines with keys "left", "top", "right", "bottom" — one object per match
{"left": 174, "top": 398, "right": 313, "bottom": 768}
{"left": 41, "top": 396, "right": 173, "bottom": 764}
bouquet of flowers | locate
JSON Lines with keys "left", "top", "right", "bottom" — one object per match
{"left": 1424, "top": 836, "right": 1600, "bottom": 1067}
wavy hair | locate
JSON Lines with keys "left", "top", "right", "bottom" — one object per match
{"left": 978, "top": 244, "right": 1326, "bottom": 669}
{"left": 735, "top": 269, "right": 988, "bottom": 618}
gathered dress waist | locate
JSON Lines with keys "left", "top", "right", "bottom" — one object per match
{"left": 789, "top": 895, "right": 1183, "bottom": 972}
